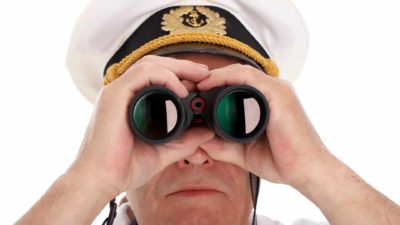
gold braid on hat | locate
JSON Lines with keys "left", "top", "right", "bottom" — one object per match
{"left": 104, "top": 32, "right": 279, "bottom": 85}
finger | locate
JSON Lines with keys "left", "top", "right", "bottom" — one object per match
{"left": 244, "top": 138, "right": 282, "bottom": 182}
{"left": 114, "top": 63, "right": 189, "bottom": 98}
{"left": 141, "top": 55, "right": 210, "bottom": 83}
{"left": 199, "top": 137, "right": 247, "bottom": 170}
{"left": 156, "top": 127, "right": 215, "bottom": 170}
{"left": 201, "top": 136, "right": 283, "bottom": 182}
{"left": 180, "top": 80, "right": 197, "bottom": 92}
{"left": 112, "top": 56, "right": 210, "bottom": 98}
{"left": 197, "top": 64, "right": 278, "bottom": 100}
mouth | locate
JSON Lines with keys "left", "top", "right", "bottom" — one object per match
{"left": 167, "top": 186, "right": 224, "bottom": 198}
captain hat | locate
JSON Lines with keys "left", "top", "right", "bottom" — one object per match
{"left": 66, "top": 0, "right": 308, "bottom": 103}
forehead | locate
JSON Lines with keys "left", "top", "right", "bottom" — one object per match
{"left": 166, "top": 52, "right": 244, "bottom": 70}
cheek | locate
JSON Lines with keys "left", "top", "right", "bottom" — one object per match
{"left": 221, "top": 165, "right": 254, "bottom": 222}
{"left": 224, "top": 165, "right": 253, "bottom": 204}
{"left": 126, "top": 177, "right": 162, "bottom": 222}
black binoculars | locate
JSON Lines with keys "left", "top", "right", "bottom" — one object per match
{"left": 128, "top": 85, "right": 269, "bottom": 144}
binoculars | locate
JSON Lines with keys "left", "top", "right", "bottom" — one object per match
{"left": 128, "top": 85, "right": 269, "bottom": 144}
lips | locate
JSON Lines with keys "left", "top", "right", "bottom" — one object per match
{"left": 167, "top": 185, "right": 224, "bottom": 197}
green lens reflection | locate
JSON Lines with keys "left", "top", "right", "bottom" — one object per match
{"left": 133, "top": 93, "right": 177, "bottom": 140}
{"left": 217, "top": 92, "right": 260, "bottom": 138}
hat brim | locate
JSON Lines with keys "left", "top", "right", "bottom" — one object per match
{"left": 150, "top": 43, "right": 263, "bottom": 70}
{"left": 103, "top": 32, "right": 279, "bottom": 85}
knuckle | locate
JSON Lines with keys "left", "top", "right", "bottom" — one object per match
{"left": 134, "top": 61, "right": 155, "bottom": 74}
{"left": 239, "top": 64, "right": 264, "bottom": 78}
{"left": 96, "top": 85, "right": 113, "bottom": 103}
{"left": 234, "top": 73, "right": 247, "bottom": 84}
{"left": 278, "top": 79, "right": 295, "bottom": 93}
{"left": 235, "top": 64, "right": 262, "bottom": 84}
{"left": 277, "top": 79, "right": 298, "bottom": 102}
{"left": 138, "top": 55, "right": 158, "bottom": 63}
{"left": 240, "top": 64, "right": 257, "bottom": 73}
{"left": 100, "top": 83, "right": 113, "bottom": 95}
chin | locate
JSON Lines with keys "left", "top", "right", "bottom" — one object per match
{"left": 157, "top": 204, "right": 245, "bottom": 225}
{"left": 168, "top": 212, "right": 225, "bottom": 225}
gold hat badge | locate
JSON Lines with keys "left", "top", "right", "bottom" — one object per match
{"left": 161, "top": 6, "right": 227, "bottom": 35}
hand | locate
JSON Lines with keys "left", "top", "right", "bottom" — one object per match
{"left": 197, "top": 64, "right": 331, "bottom": 186}
{"left": 70, "top": 55, "right": 215, "bottom": 198}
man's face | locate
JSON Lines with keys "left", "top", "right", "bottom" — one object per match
{"left": 126, "top": 53, "right": 253, "bottom": 225}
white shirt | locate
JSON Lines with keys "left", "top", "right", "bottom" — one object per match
{"left": 113, "top": 203, "right": 329, "bottom": 225}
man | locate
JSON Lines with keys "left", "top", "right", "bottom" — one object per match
{"left": 15, "top": 1, "right": 400, "bottom": 225}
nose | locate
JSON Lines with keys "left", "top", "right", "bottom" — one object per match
{"left": 178, "top": 149, "right": 214, "bottom": 168}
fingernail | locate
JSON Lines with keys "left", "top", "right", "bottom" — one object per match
{"left": 180, "top": 88, "right": 189, "bottom": 97}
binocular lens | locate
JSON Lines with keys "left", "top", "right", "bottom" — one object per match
{"left": 133, "top": 92, "right": 179, "bottom": 140}
{"left": 216, "top": 91, "right": 261, "bottom": 139}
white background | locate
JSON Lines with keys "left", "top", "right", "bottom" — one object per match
{"left": 1, "top": 0, "right": 399, "bottom": 224}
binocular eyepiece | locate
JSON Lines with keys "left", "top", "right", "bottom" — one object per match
{"left": 129, "top": 85, "right": 269, "bottom": 144}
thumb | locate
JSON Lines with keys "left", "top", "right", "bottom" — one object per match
{"left": 156, "top": 127, "right": 215, "bottom": 170}
{"left": 200, "top": 136, "right": 247, "bottom": 170}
